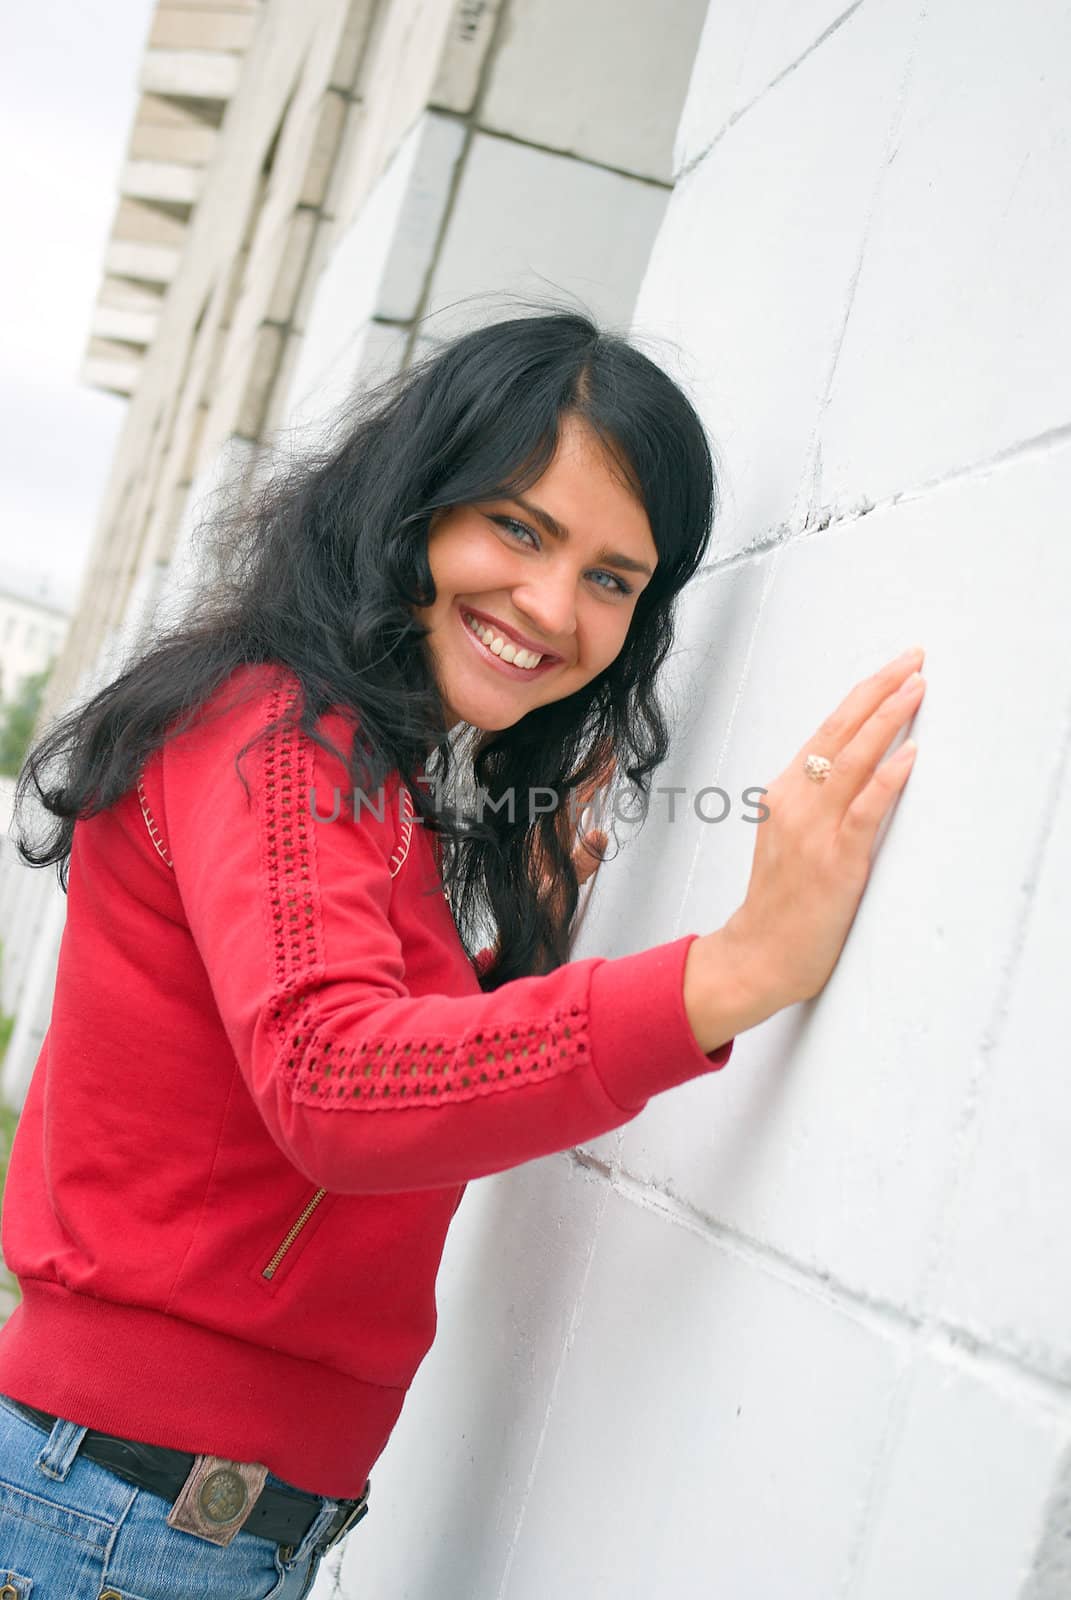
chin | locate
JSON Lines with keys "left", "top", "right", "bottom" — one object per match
{"left": 463, "top": 705, "right": 527, "bottom": 733}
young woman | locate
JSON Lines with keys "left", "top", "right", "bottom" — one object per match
{"left": 0, "top": 311, "right": 925, "bottom": 1599}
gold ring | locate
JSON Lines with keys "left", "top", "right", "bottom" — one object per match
{"left": 804, "top": 753, "right": 833, "bottom": 783}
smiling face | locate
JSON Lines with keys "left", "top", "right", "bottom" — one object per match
{"left": 414, "top": 414, "right": 659, "bottom": 735}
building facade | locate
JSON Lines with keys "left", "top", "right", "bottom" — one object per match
{"left": 2, "top": 1, "right": 1069, "bottom": 1595}
{"left": 0, "top": 581, "right": 68, "bottom": 710}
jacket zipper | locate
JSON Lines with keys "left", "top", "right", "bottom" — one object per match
{"left": 262, "top": 1188, "right": 328, "bottom": 1280}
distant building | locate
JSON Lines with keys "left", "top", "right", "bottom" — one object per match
{"left": 0, "top": 577, "right": 69, "bottom": 707}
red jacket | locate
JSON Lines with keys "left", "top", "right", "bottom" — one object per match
{"left": 0, "top": 663, "right": 733, "bottom": 1497}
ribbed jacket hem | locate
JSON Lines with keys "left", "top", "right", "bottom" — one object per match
{"left": 0, "top": 1279, "right": 403, "bottom": 1499}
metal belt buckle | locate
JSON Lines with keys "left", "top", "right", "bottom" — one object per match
{"left": 319, "top": 1483, "right": 370, "bottom": 1553}
{"left": 165, "top": 1454, "right": 269, "bottom": 1547}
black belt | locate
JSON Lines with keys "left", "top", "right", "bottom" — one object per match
{"left": 4, "top": 1397, "right": 369, "bottom": 1555}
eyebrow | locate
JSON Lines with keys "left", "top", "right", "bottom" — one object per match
{"left": 511, "top": 494, "right": 655, "bottom": 579}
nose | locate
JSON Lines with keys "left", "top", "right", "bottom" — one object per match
{"left": 510, "top": 575, "right": 577, "bottom": 655}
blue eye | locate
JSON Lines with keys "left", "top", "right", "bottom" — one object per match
{"left": 489, "top": 516, "right": 634, "bottom": 597}
{"left": 496, "top": 516, "right": 537, "bottom": 549}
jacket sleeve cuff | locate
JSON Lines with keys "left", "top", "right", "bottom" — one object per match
{"left": 587, "top": 933, "right": 734, "bottom": 1112}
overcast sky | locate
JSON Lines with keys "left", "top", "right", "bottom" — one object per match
{"left": 0, "top": 0, "right": 157, "bottom": 613}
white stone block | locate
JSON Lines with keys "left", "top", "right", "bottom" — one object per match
{"left": 375, "top": 112, "right": 465, "bottom": 321}
{"left": 607, "top": 444, "right": 1071, "bottom": 1313}
{"left": 155, "top": 437, "right": 257, "bottom": 624}
{"left": 329, "top": 1155, "right": 609, "bottom": 1598}
{"left": 630, "top": 0, "right": 918, "bottom": 559}
{"left": 676, "top": 0, "right": 865, "bottom": 173}
{"left": 129, "top": 120, "right": 220, "bottom": 167}
{"left": 139, "top": 47, "right": 243, "bottom": 100}
{"left": 818, "top": 0, "right": 1071, "bottom": 510}
{"left": 572, "top": 556, "right": 768, "bottom": 971}
{"left": 120, "top": 158, "right": 202, "bottom": 206}
{"left": 283, "top": 319, "right": 407, "bottom": 453}
{"left": 129, "top": 117, "right": 219, "bottom": 166}
{"left": 80, "top": 355, "right": 141, "bottom": 396}
{"left": 90, "top": 306, "right": 159, "bottom": 346}
{"left": 291, "top": 214, "right": 338, "bottom": 337}
{"left": 116, "top": 195, "right": 189, "bottom": 246}
{"left": 855, "top": 1351, "right": 1070, "bottom": 1599}
{"left": 421, "top": 132, "right": 669, "bottom": 342}
{"left": 357, "top": 319, "right": 409, "bottom": 383}
{"left": 332, "top": 0, "right": 458, "bottom": 231}
{"left": 481, "top": 0, "right": 707, "bottom": 183}
{"left": 327, "top": 0, "right": 377, "bottom": 92}
{"left": 289, "top": 106, "right": 461, "bottom": 403}
{"left": 99, "top": 277, "right": 166, "bottom": 315}
{"left": 429, "top": 0, "right": 500, "bottom": 113}
{"left": 500, "top": 1187, "right": 901, "bottom": 1598}
{"left": 103, "top": 240, "right": 181, "bottom": 284}
{"left": 298, "top": 90, "right": 348, "bottom": 210}
{"left": 237, "top": 324, "right": 285, "bottom": 438}
{"left": 936, "top": 743, "right": 1071, "bottom": 1378}
{"left": 149, "top": 7, "right": 258, "bottom": 52}
{"left": 285, "top": 121, "right": 422, "bottom": 420}
{"left": 244, "top": 208, "right": 319, "bottom": 329}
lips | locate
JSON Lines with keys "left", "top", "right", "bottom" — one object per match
{"left": 460, "top": 606, "right": 563, "bottom": 663}
{"left": 457, "top": 605, "right": 562, "bottom": 681}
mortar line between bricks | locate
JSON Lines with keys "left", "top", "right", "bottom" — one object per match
{"left": 838, "top": 418, "right": 1071, "bottom": 521}
{"left": 570, "top": 1153, "right": 1071, "bottom": 1406}
{"left": 795, "top": 0, "right": 931, "bottom": 542}
{"left": 675, "top": 0, "right": 867, "bottom": 183}
{"left": 691, "top": 417, "right": 1071, "bottom": 580}
{"left": 925, "top": 1321, "right": 1071, "bottom": 1415}
{"left": 433, "top": 116, "right": 674, "bottom": 192}
{"left": 585, "top": 1155, "right": 918, "bottom": 1335}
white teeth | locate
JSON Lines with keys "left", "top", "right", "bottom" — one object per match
{"left": 463, "top": 612, "right": 544, "bottom": 669}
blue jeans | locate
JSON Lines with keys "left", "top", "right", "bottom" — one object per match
{"left": 0, "top": 1393, "right": 342, "bottom": 1598}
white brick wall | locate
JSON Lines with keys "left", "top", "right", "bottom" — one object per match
{"left": 420, "top": 132, "right": 669, "bottom": 339}
{"left": 816, "top": 0, "right": 1071, "bottom": 511}
{"left": 312, "top": 2, "right": 1071, "bottom": 1595}
{"left": 478, "top": 0, "right": 708, "bottom": 182}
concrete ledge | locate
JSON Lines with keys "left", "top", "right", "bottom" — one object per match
{"left": 103, "top": 239, "right": 182, "bottom": 284}
{"left": 91, "top": 306, "right": 160, "bottom": 346}
{"left": 149, "top": 7, "right": 257, "bottom": 53}
{"left": 139, "top": 47, "right": 242, "bottom": 99}
{"left": 80, "top": 355, "right": 142, "bottom": 396}
{"left": 121, "top": 158, "right": 203, "bottom": 205}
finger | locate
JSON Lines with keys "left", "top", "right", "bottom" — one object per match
{"left": 839, "top": 739, "right": 917, "bottom": 856}
{"left": 826, "top": 672, "right": 925, "bottom": 808}
{"left": 798, "top": 648, "right": 925, "bottom": 767}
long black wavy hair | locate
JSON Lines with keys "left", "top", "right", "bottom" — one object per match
{"left": 15, "top": 309, "right": 719, "bottom": 987}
